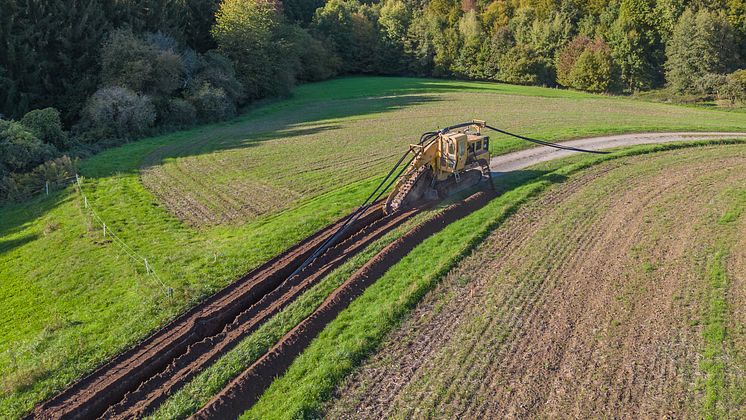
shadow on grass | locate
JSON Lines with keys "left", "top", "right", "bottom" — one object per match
{"left": 134, "top": 94, "right": 441, "bottom": 173}
{"left": 1, "top": 89, "right": 443, "bottom": 251}
{"left": 491, "top": 169, "right": 568, "bottom": 195}
{"left": 0, "top": 233, "right": 39, "bottom": 254}
{"left": 0, "top": 190, "right": 71, "bottom": 247}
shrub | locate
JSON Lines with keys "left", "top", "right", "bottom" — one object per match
{"left": 187, "top": 83, "right": 236, "bottom": 122}
{"left": 568, "top": 42, "right": 613, "bottom": 92}
{"left": 499, "top": 45, "right": 552, "bottom": 85}
{"left": 556, "top": 36, "right": 614, "bottom": 92}
{"left": 34, "top": 155, "right": 78, "bottom": 186}
{"left": 292, "top": 28, "right": 340, "bottom": 82}
{"left": 101, "top": 30, "right": 155, "bottom": 93}
{"left": 719, "top": 69, "right": 746, "bottom": 105}
{"left": 556, "top": 35, "right": 591, "bottom": 87}
{"left": 80, "top": 87, "right": 156, "bottom": 139}
{"left": 193, "top": 51, "right": 245, "bottom": 104}
{"left": 694, "top": 73, "right": 728, "bottom": 96}
{"left": 0, "top": 119, "right": 56, "bottom": 175}
{"left": 160, "top": 98, "right": 197, "bottom": 128}
{"left": 20, "top": 108, "right": 68, "bottom": 149}
{"left": 101, "top": 30, "right": 185, "bottom": 97}
{"left": 212, "top": 0, "right": 285, "bottom": 99}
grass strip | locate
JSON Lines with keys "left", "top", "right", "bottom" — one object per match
{"left": 701, "top": 248, "right": 729, "bottom": 419}
{"left": 241, "top": 139, "right": 746, "bottom": 419}
{"left": 700, "top": 188, "right": 746, "bottom": 419}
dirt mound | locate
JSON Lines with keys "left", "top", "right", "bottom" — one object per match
{"left": 329, "top": 146, "right": 746, "bottom": 418}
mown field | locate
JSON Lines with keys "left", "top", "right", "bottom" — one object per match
{"left": 2, "top": 76, "right": 746, "bottom": 418}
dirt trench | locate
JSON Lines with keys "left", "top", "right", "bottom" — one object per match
{"left": 30, "top": 201, "right": 418, "bottom": 419}
{"left": 193, "top": 190, "right": 497, "bottom": 419}
{"left": 328, "top": 147, "right": 746, "bottom": 419}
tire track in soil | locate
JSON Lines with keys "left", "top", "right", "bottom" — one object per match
{"left": 328, "top": 148, "right": 746, "bottom": 419}
{"left": 465, "top": 168, "right": 711, "bottom": 419}
{"left": 192, "top": 190, "right": 498, "bottom": 420}
{"left": 29, "top": 200, "right": 417, "bottom": 420}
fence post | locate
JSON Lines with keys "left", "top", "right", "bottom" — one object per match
{"left": 103, "top": 223, "right": 106, "bottom": 238}
{"left": 144, "top": 258, "right": 150, "bottom": 274}
{"left": 84, "top": 196, "right": 88, "bottom": 208}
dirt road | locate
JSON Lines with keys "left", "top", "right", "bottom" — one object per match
{"left": 489, "top": 132, "right": 746, "bottom": 173}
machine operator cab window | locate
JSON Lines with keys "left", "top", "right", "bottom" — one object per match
{"left": 447, "top": 139, "right": 456, "bottom": 169}
{"left": 457, "top": 137, "right": 466, "bottom": 170}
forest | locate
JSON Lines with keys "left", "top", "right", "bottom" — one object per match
{"left": 1, "top": 0, "right": 745, "bottom": 201}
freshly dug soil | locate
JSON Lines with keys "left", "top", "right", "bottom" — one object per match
{"left": 30, "top": 201, "right": 418, "bottom": 419}
{"left": 194, "top": 190, "right": 497, "bottom": 419}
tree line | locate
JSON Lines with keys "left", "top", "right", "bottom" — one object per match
{"left": 1, "top": 0, "right": 745, "bottom": 202}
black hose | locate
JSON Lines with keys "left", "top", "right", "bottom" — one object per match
{"left": 485, "top": 124, "right": 608, "bottom": 154}
{"left": 286, "top": 132, "right": 429, "bottom": 280}
{"left": 290, "top": 121, "right": 605, "bottom": 280}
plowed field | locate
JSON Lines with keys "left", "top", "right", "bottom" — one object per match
{"left": 328, "top": 145, "right": 746, "bottom": 418}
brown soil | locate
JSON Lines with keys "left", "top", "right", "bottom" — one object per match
{"left": 328, "top": 147, "right": 746, "bottom": 419}
{"left": 30, "top": 201, "right": 418, "bottom": 419}
{"left": 194, "top": 190, "right": 497, "bottom": 419}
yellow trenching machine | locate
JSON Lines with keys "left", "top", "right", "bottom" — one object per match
{"left": 384, "top": 119, "right": 492, "bottom": 214}
{"left": 288, "top": 120, "right": 607, "bottom": 278}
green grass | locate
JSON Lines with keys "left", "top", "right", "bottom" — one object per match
{"left": 242, "top": 140, "right": 746, "bottom": 419}
{"left": 699, "top": 188, "right": 746, "bottom": 419}
{"left": 1, "top": 76, "right": 746, "bottom": 418}
{"left": 142, "top": 76, "right": 746, "bottom": 226}
{"left": 701, "top": 248, "right": 729, "bottom": 418}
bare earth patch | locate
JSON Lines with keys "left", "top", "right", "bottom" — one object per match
{"left": 327, "top": 146, "right": 746, "bottom": 419}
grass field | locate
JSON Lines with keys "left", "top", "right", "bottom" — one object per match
{"left": 2, "top": 76, "right": 746, "bottom": 417}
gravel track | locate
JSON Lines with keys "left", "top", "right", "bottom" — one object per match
{"left": 489, "top": 132, "right": 746, "bottom": 173}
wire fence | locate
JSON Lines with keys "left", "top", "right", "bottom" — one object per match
{"left": 72, "top": 174, "right": 174, "bottom": 299}
{"left": 16, "top": 175, "right": 79, "bottom": 198}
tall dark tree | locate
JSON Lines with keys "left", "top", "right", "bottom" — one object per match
{"left": 665, "top": 8, "right": 738, "bottom": 93}
{"left": 0, "top": 0, "right": 110, "bottom": 122}
{"left": 608, "top": 0, "right": 665, "bottom": 90}
{"left": 183, "top": 0, "right": 221, "bottom": 51}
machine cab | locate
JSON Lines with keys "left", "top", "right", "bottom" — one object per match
{"left": 440, "top": 133, "right": 468, "bottom": 175}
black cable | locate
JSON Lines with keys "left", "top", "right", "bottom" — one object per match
{"left": 485, "top": 124, "right": 608, "bottom": 154}
{"left": 285, "top": 129, "right": 434, "bottom": 280}
{"left": 290, "top": 120, "right": 602, "bottom": 280}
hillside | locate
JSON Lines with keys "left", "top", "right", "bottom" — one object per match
{"left": 2, "top": 77, "right": 746, "bottom": 418}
